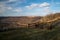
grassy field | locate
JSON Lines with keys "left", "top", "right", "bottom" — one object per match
{"left": 0, "top": 26, "right": 60, "bottom": 40}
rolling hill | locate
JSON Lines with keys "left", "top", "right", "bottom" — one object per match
{"left": 28, "top": 13, "right": 60, "bottom": 29}
{"left": 0, "top": 16, "right": 42, "bottom": 30}
{"left": 0, "top": 13, "right": 60, "bottom": 30}
{"left": 0, "top": 13, "right": 60, "bottom": 40}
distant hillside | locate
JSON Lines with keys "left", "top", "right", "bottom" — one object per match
{"left": 0, "top": 13, "right": 60, "bottom": 30}
{"left": 28, "top": 13, "right": 60, "bottom": 29}
{"left": 0, "top": 16, "right": 42, "bottom": 30}
{"left": 0, "top": 16, "right": 42, "bottom": 24}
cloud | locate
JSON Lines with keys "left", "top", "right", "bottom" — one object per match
{"left": 0, "top": 0, "right": 51, "bottom": 16}
{"left": 0, "top": 3, "right": 13, "bottom": 13}
{"left": 25, "top": 2, "right": 50, "bottom": 9}
{"left": 13, "top": 8, "right": 22, "bottom": 13}
{"left": 0, "top": 0, "right": 23, "bottom": 14}
{"left": 25, "top": 3, "right": 38, "bottom": 9}
{"left": 25, "top": 2, "right": 51, "bottom": 16}
{"left": 0, "top": 0, "right": 8, "bottom": 2}
{"left": 0, "top": 4, "right": 6, "bottom": 13}
{"left": 7, "top": 7, "right": 12, "bottom": 10}
{"left": 8, "top": 0, "right": 17, "bottom": 2}
{"left": 44, "top": 7, "right": 50, "bottom": 12}
{"left": 8, "top": 0, "right": 26, "bottom": 3}
{"left": 43, "top": 7, "right": 51, "bottom": 15}
{"left": 39, "top": 2, "right": 50, "bottom": 7}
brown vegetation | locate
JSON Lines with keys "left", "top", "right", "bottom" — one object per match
{"left": 0, "top": 13, "right": 60, "bottom": 30}
{"left": 28, "top": 13, "right": 60, "bottom": 29}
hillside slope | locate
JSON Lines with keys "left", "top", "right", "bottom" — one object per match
{"left": 0, "top": 16, "right": 42, "bottom": 30}
{"left": 0, "top": 13, "right": 60, "bottom": 40}
{"left": 0, "top": 13, "right": 60, "bottom": 30}
{"left": 28, "top": 13, "right": 60, "bottom": 29}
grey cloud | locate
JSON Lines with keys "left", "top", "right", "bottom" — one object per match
{"left": 0, "top": 0, "right": 8, "bottom": 2}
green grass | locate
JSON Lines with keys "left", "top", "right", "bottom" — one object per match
{"left": 0, "top": 27, "right": 60, "bottom": 40}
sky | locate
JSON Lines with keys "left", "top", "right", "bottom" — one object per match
{"left": 0, "top": 0, "right": 60, "bottom": 16}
